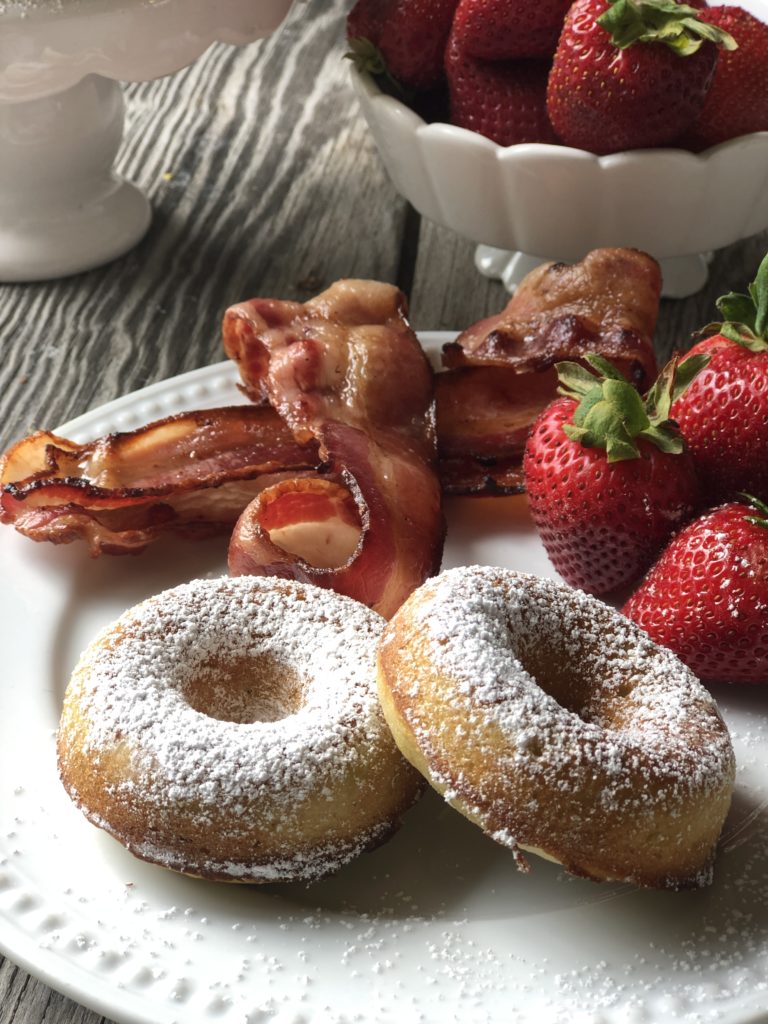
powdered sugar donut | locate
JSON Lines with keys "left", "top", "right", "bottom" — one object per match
{"left": 58, "top": 576, "right": 422, "bottom": 882}
{"left": 377, "top": 566, "right": 735, "bottom": 889}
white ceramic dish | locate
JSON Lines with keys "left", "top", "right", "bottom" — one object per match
{"left": 1, "top": 339, "right": 767, "bottom": 1024}
{"left": 0, "top": 0, "right": 294, "bottom": 282}
{"left": 350, "top": 0, "right": 768, "bottom": 298}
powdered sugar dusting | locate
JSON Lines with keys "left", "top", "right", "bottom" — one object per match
{"left": 58, "top": 575, "right": 417, "bottom": 882}
{"left": 383, "top": 566, "right": 736, "bottom": 886}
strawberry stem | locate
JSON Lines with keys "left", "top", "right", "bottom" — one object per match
{"left": 598, "top": 0, "right": 737, "bottom": 55}
{"left": 344, "top": 38, "right": 411, "bottom": 101}
{"left": 556, "top": 352, "right": 709, "bottom": 462}
{"left": 715, "top": 251, "right": 768, "bottom": 352}
{"left": 738, "top": 493, "right": 768, "bottom": 529}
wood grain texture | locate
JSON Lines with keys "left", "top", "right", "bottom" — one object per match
{"left": 1, "top": 0, "right": 767, "bottom": 1019}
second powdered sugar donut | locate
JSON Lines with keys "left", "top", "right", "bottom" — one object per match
{"left": 377, "top": 565, "right": 735, "bottom": 890}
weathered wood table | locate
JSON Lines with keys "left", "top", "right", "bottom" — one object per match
{"left": 1, "top": 0, "right": 766, "bottom": 1021}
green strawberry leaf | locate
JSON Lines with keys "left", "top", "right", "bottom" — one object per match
{"left": 602, "top": 378, "right": 650, "bottom": 433}
{"left": 606, "top": 436, "right": 641, "bottom": 462}
{"left": 598, "top": 0, "right": 737, "bottom": 55}
{"left": 716, "top": 291, "right": 757, "bottom": 331}
{"left": 579, "top": 398, "right": 641, "bottom": 461}
{"left": 713, "top": 251, "right": 768, "bottom": 350}
{"left": 720, "top": 323, "right": 767, "bottom": 350}
{"left": 554, "top": 352, "right": 703, "bottom": 461}
{"left": 751, "top": 251, "right": 768, "bottom": 337}
{"left": 670, "top": 353, "right": 710, "bottom": 405}
{"left": 562, "top": 422, "right": 590, "bottom": 444}
{"left": 555, "top": 360, "right": 601, "bottom": 399}
{"left": 570, "top": 385, "right": 605, "bottom": 426}
{"left": 644, "top": 358, "right": 675, "bottom": 422}
{"left": 639, "top": 423, "right": 685, "bottom": 454}
{"left": 644, "top": 353, "right": 710, "bottom": 422}
{"left": 584, "top": 353, "right": 627, "bottom": 381}
{"left": 344, "top": 38, "right": 411, "bottom": 100}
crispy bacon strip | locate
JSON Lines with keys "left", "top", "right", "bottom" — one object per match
{"left": 224, "top": 279, "right": 444, "bottom": 617}
{"left": 0, "top": 407, "right": 318, "bottom": 555}
{"left": 439, "top": 248, "right": 662, "bottom": 494}
{"left": 444, "top": 248, "right": 660, "bottom": 386}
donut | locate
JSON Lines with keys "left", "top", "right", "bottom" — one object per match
{"left": 58, "top": 576, "right": 422, "bottom": 883}
{"left": 377, "top": 566, "right": 735, "bottom": 889}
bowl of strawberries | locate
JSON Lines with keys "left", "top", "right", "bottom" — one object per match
{"left": 347, "top": 0, "right": 768, "bottom": 298}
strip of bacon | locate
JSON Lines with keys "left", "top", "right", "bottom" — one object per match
{"left": 0, "top": 407, "right": 318, "bottom": 555}
{"left": 439, "top": 248, "right": 662, "bottom": 494}
{"left": 224, "top": 279, "right": 444, "bottom": 618}
{"left": 444, "top": 249, "right": 660, "bottom": 387}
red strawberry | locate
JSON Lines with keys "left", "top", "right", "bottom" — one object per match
{"left": 523, "top": 353, "right": 707, "bottom": 595}
{"left": 546, "top": 0, "right": 735, "bottom": 154}
{"left": 690, "top": 6, "right": 768, "bottom": 147}
{"left": 445, "top": 32, "right": 559, "bottom": 146}
{"left": 451, "top": 0, "right": 572, "bottom": 60}
{"left": 346, "top": 0, "right": 459, "bottom": 92}
{"left": 671, "top": 251, "right": 768, "bottom": 503}
{"left": 623, "top": 497, "right": 768, "bottom": 684}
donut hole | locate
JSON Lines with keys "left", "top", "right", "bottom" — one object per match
{"left": 515, "top": 636, "right": 619, "bottom": 722}
{"left": 183, "top": 654, "right": 306, "bottom": 724}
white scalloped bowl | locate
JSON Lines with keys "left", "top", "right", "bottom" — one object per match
{"left": 349, "top": 0, "right": 768, "bottom": 296}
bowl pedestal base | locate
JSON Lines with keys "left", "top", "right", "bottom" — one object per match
{"left": 475, "top": 245, "right": 713, "bottom": 299}
{"left": 0, "top": 75, "right": 151, "bottom": 283}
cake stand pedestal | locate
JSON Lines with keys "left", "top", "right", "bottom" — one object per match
{"left": 0, "top": 0, "right": 294, "bottom": 282}
{"left": 0, "top": 75, "right": 150, "bottom": 282}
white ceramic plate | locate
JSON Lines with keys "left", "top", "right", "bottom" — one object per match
{"left": 1, "top": 336, "right": 767, "bottom": 1024}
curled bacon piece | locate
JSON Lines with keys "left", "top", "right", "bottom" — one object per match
{"left": 229, "top": 423, "right": 443, "bottom": 616}
{"left": 439, "top": 248, "right": 662, "bottom": 494}
{"left": 224, "top": 279, "right": 444, "bottom": 618}
{"left": 0, "top": 407, "right": 319, "bottom": 555}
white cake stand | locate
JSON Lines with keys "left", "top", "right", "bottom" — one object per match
{"left": 0, "top": 0, "right": 294, "bottom": 282}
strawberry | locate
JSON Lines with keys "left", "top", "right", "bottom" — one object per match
{"left": 451, "top": 0, "right": 572, "bottom": 60}
{"left": 523, "top": 353, "right": 707, "bottom": 595}
{"left": 689, "top": 5, "right": 768, "bottom": 147}
{"left": 623, "top": 497, "right": 768, "bottom": 684}
{"left": 346, "top": 0, "right": 459, "bottom": 92}
{"left": 445, "top": 32, "right": 559, "bottom": 146}
{"left": 546, "top": 0, "right": 736, "bottom": 154}
{"left": 671, "top": 251, "right": 768, "bottom": 504}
